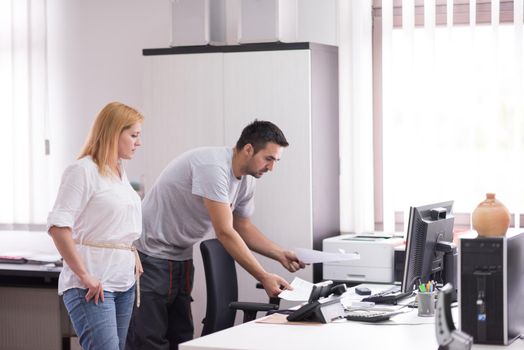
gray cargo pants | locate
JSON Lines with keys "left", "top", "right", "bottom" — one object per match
{"left": 125, "top": 251, "right": 194, "bottom": 350}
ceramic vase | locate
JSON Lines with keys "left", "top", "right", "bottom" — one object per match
{"left": 472, "top": 193, "right": 510, "bottom": 237}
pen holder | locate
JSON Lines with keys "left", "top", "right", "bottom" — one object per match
{"left": 417, "top": 292, "right": 436, "bottom": 317}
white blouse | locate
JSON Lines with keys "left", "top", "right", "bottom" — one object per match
{"left": 47, "top": 156, "right": 142, "bottom": 295}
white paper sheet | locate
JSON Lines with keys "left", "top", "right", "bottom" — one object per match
{"left": 294, "top": 248, "right": 360, "bottom": 264}
{"left": 278, "top": 277, "right": 314, "bottom": 301}
{"left": 0, "top": 250, "right": 61, "bottom": 263}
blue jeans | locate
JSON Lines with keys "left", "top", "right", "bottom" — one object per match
{"left": 63, "top": 286, "right": 135, "bottom": 350}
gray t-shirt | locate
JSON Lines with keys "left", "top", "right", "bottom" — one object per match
{"left": 135, "top": 147, "right": 255, "bottom": 260}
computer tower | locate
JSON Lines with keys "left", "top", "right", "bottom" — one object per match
{"left": 459, "top": 231, "right": 524, "bottom": 345}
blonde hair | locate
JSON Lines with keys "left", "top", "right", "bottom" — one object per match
{"left": 79, "top": 102, "right": 144, "bottom": 176}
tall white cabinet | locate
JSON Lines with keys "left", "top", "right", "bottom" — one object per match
{"left": 142, "top": 42, "right": 339, "bottom": 335}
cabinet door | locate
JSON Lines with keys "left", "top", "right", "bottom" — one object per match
{"left": 142, "top": 53, "right": 224, "bottom": 189}
{"left": 223, "top": 50, "right": 314, "bottom": 302}
{"left": 143, "top": 53, "right": 225, "bottom": 337}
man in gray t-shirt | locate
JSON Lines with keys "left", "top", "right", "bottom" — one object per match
{"left": 126, "top": 120, "right": 305, "bottom": 350}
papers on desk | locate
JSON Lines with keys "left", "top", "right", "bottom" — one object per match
{"left": 294, "top": 247, "right": 359, "bottom": 264}
{"left": 256, "top": 313, "right": 322, "bottom": 326}
{"left": 0, "top": 251, "right": 61, "bottom": 264}
{"left": 0, "top": 230, "right": 61, "bottom": 265}
{"left": 278, "top": 277, "right": 314, "bottom": 301}
{"left": 26, "top": 253, "right": 62, "bottom": 264}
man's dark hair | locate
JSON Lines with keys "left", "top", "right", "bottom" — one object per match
{"left": 235, "top": 120, "right": 289, "bottom": 153}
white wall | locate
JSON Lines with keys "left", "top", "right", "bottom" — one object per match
{"left": 45, "top": 0, "right": 337, "bottom": 195}
{"left": 297, "top": 0, "right": 338, "bottom": 46}
{"left": 47, "top": 0, "right": 171, "bottom": 188}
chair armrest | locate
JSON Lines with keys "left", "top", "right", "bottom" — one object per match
{"left": 229, "top": 301, "right": 278, "bottom": 312}
{"left": 255, "top": 283, "right": 281, "bottom": 306}
{"left": 229, "top": 301, "right": 279, "bottom": 323}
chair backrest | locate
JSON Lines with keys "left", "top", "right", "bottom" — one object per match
{"left": 200, "top": 238, "right": 238, "bottom": 336}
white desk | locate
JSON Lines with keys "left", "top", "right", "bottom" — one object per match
{"left": 180, "top": 284, "right": 524, "bottom": 350}
{"left": 180, "top": 313, "right": 524, "bottom": 350}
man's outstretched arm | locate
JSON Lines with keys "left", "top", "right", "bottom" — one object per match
{"left": 203, "top": 198, "right": 291, "bottom": 297}
{"left": 233, "top": 214, "right": 305, "bottom": 273}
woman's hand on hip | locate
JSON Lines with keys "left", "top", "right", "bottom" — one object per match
{"left": 81, "top": 274, "right": 104, "bottom": 305}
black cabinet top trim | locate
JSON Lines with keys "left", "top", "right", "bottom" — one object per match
{"left": 143, "top": 42, "right": 336, "bottom": 56}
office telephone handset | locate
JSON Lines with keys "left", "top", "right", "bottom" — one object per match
{"left": 287, "top": 300, "right": 322, "bottom": 322}
{"left": 435, "top": 283, "right": 473, "bottom": 350}
{"left": 287, "top": 282, "right": 347, "bottom": 323}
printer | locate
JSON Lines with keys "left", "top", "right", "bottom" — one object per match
{"left": 323, "top": 233, "right": 404, "bottom": 283}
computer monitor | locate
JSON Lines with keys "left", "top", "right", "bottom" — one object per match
{"left": 401, "top": 200, "right": 456, "bottom": 294}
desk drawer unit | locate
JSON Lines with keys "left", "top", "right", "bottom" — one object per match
{"left": 0, "top": 286, "right": 62, "bottom": 350}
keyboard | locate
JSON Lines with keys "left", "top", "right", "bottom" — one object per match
{"left": 361, "top": 286, "right": 412, "bottom": 305}
{"left": 345, "top": 310, "right": 403, "bottom": 323}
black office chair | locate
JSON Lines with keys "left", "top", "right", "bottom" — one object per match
{"left": 200, "top": 239, "right": 279, "bottom": 336}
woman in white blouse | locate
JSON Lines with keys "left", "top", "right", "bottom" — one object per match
{"left": 47, "top": 102, "right": 144, "bottom": 350}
